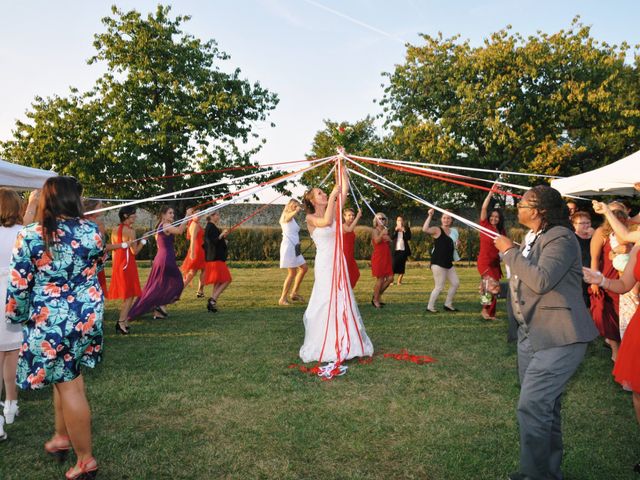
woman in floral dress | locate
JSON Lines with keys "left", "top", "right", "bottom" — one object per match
{"left": 6, "top": 176, "right": 104, "bottom": 479}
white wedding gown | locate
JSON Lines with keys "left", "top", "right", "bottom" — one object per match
{"left": 299, "top": 222, "right": 374, "bottom": 363}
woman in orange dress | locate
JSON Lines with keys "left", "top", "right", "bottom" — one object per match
{"left": 108, "top": 206, "right": 145, "bottom": 334}
{"left": 181, "top": 215, "right": 206, "bottom": 297}
{"left": 371, "top": 212, "right": 393, "bottom": 308}
{"left": 342, "top": 208, "right": 362, "bottom": 288}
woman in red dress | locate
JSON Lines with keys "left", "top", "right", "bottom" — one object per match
{"left": 590, "top": 202, "right": 627, "bottom": 361}
{"left": 108, "top": 206, "right": 145, "bottom": 334}
{"left": 586, "top": 199, "right": 640, "bottom": 473}
{"left": 181, "top": 215, "right": 206, "bottom": 298}
{"left": 371, "top": 212, "right": 393, "bottom": 308}
{"left": 477, "top": 188, "right": 506, "bottom": 320}
{"left": 342, "top": 208, "right": 362, "bottom": 288}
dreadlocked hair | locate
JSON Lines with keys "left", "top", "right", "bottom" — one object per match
{"left": 527, "top": 185, "right": 572, "bottom": 232}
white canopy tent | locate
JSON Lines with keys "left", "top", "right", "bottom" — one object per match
{"left": 0, "top": 158, "right": 56, "bottom": 190}
{"left": 551, "top": 150, "right": 640, "bottom": 197}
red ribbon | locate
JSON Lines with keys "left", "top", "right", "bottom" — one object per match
{"left": 383, "top": 349, "right": 436, "bottom": 365}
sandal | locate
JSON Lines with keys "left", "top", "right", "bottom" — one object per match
{"left": 65, "top": 457, "right": 98, "bottom": 479}
{"left": 289, "top": 294, "right": 305, "bottom": 302}
{"left": 44, "top": 434, "right": 72, "bottom": 463}
{"left": 278, "top": 299, "right": 290, "bottom": 306}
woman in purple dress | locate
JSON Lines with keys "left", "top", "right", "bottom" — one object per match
{"left": 128, "top": 206, "right": 193, "bottom": 320}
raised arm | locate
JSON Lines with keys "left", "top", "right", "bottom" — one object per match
{"left": 343, "top": 209, "right": 362, "bottom": 233}
{"left": 480, "top": 187, "right": 495, "bottom": 222}
{"left": 422, "top": 209, "right": 441, "bottom": 237}
{"left": 163, "top": 208, "right": 195, "bottom": 235}
{"left": 593, "top": 201, "right": 640, "bottom": 244}
{"left": 280, "top": 204, "right": 301, "bottom": 223}
{"left": 307, "top": 187, "right": 339, "bottom": 229}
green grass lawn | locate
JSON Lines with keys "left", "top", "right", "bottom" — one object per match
{"left": 1, "top": 265, "right": 638, "bottom": 479}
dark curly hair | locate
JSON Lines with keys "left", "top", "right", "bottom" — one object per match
{"left": 525, "top": 185, "right": 572, "bottom": 232}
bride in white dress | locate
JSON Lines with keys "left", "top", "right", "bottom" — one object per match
{"left": 299, "top": 167, "right": 374, "bottom": 364}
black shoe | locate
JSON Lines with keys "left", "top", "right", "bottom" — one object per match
{"left": 443, "top": 305, "right": 458, "bottom": 312}
{"left": 634, "top": 462, "right": 640, "bottom": 473}
{"left": 153, "top": 307, "right": 168, "bottom": 319}
{"left": 196, "top": 291, "right": 204, "bottom": 298}
{"left": 207, "top": 298, "right": 217, "bottom": 313}
{"left": 115, "top": 322, "right": 129, "bottom": 335}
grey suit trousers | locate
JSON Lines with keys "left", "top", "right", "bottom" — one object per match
{"left": 517, "top": 327, "right": 587, "bottom": 480}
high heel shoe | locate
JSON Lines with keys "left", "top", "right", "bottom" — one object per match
{"left": 65, "top": 457, "right": 98, "bottom": 480}
{"left": 153, "top": 307, "right": 167, "bottom": 320}
{"left": 44, "top": 435, "right": 72, "bottom": 463}
{"left": 115, "top": 322, "right": 129, "bottom": 335}
{"left": 207, "top": 298, "right": 217, "bottom": 313}
{"left": 196, "top": 291, "right": 205, "bottom": 298}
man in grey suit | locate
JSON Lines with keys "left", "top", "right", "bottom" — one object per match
{"left": 491, "top": 185, "right": 599, "bottom": 480}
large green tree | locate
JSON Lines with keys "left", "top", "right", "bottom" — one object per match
{"left": 2, "top": 5, "right": 279, "bottom": 201}
{"left": 301, "top": 117, "right": 400, "bottom": 210}
{"left": 379, "top": 18, "right": 640, "bottom": 207}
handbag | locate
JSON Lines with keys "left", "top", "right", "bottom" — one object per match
{"left": 295, "top": 243, "right": 302, "bottom": 256}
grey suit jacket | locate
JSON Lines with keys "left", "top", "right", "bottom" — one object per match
{"left": 503, "top": 226, "right": 599, "bottom": 351}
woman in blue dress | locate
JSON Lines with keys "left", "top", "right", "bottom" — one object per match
{"left": 7, "top": 176, "right": 104, "bottom": 480}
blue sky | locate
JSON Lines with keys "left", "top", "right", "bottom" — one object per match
{"left": 2, "top": 1, "right": 639, "bottom": 183}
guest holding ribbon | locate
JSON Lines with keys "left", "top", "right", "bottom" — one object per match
{"left": 128, "top": 205, "right": 193, "bottom": 321}
{"left": 180, "top": 212, "right": 206, "bottom": 298}
{"left": 203, "top": 211, "right": 232, "bottom": 313}
{"left": 342, "top": 207, "right": 362, "bottom": 288}
{"left": 6, "top": 176, "right": 106, "bottom": 479}
{"left": 490, "top": 185, "right": 598, "bottom": 480}
{"left": 423, "top": 209, "right": 460, "bottom": 313}
{"left": 477, "top": 187, "right": 506, "bottom": 320}
{"left": 108, "top": 205, "right": 146, "bottom": 334}
{"left": 278, "top": 200, "right": 308, "bottom": 306}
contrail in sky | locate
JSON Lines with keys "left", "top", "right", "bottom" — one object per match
{"left": 301, "top": 0, "right": 406, "bottom": 45}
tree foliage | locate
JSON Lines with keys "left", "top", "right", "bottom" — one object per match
{"left": 378, "top": 17, "right": 640, "bottom": 208}
{"left": 1, "top": 5, "right": 279, "bottom": 202}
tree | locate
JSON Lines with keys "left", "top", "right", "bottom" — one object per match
{"left": 379, "top": 18, "right": 640, "bottom": 208}
{"left": 2, "top": 5, "right": 279, "bottom": 202}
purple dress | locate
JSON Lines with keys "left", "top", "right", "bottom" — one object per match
{"left": 128, "top": 226, "right": 184, "bottom": 319}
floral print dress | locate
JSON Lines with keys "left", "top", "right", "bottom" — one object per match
{"left": 6, "top": 219, "right": 105, "bottom": 390}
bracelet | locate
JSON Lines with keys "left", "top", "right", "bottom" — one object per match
{"left": 140, "top": 239, "right": 147, "bottom": 245}
{"left": 598, "top": 273, "right": 606, "bottom": 288}
{"left": 121, "top": 242, "right": 128, "bottom": 249}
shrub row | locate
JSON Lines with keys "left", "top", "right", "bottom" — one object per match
{"left": 128, "top": 226, "right": 528, "bottom": 262}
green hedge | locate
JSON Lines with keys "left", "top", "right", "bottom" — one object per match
{"left": 126, "top": 225, "right": 528, "bottom": 262}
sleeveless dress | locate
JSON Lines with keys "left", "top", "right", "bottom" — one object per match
{"left": 128, "top": 226, "right": 184, "bottom": 319}
{"left": 280, "top": 218, "right": 305, "bottom": 268}
{"left": 0, "top": 225, "right": 25, "bottom": 352}
{"left": 612, "top": 250, "right": 640, "bottom": 393}
{"left": 477, "top": 220, "right": 504, "bottom": 317}
{"left": 180, "top": 220, "right": 206, "bottom": 273}
{"left": 342, "top": 230, "right": 360, "bottom": 288}
{"left": 299, "top": 222, "right": 373, "bottom": 363}
{"left": 371, "top": 235, "right": 393, "bottom": 278}
{"left": 590, "top": 239, "right": 620, "bottom": 342}
{"left": 6, "top": 219, "right": 104, "bottom": 389}
{"left": 108, "top": 224, "right": 142, "bottom": 300}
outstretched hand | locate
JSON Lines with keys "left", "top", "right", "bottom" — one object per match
{"left": 582, "top": 267, "right": 603, "bottom": 285}
{"left": 592, "top": 201, "right": 607, "bottom": 215}
{"left": 493, "top": 235, "right": 515, "bottom": 253}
